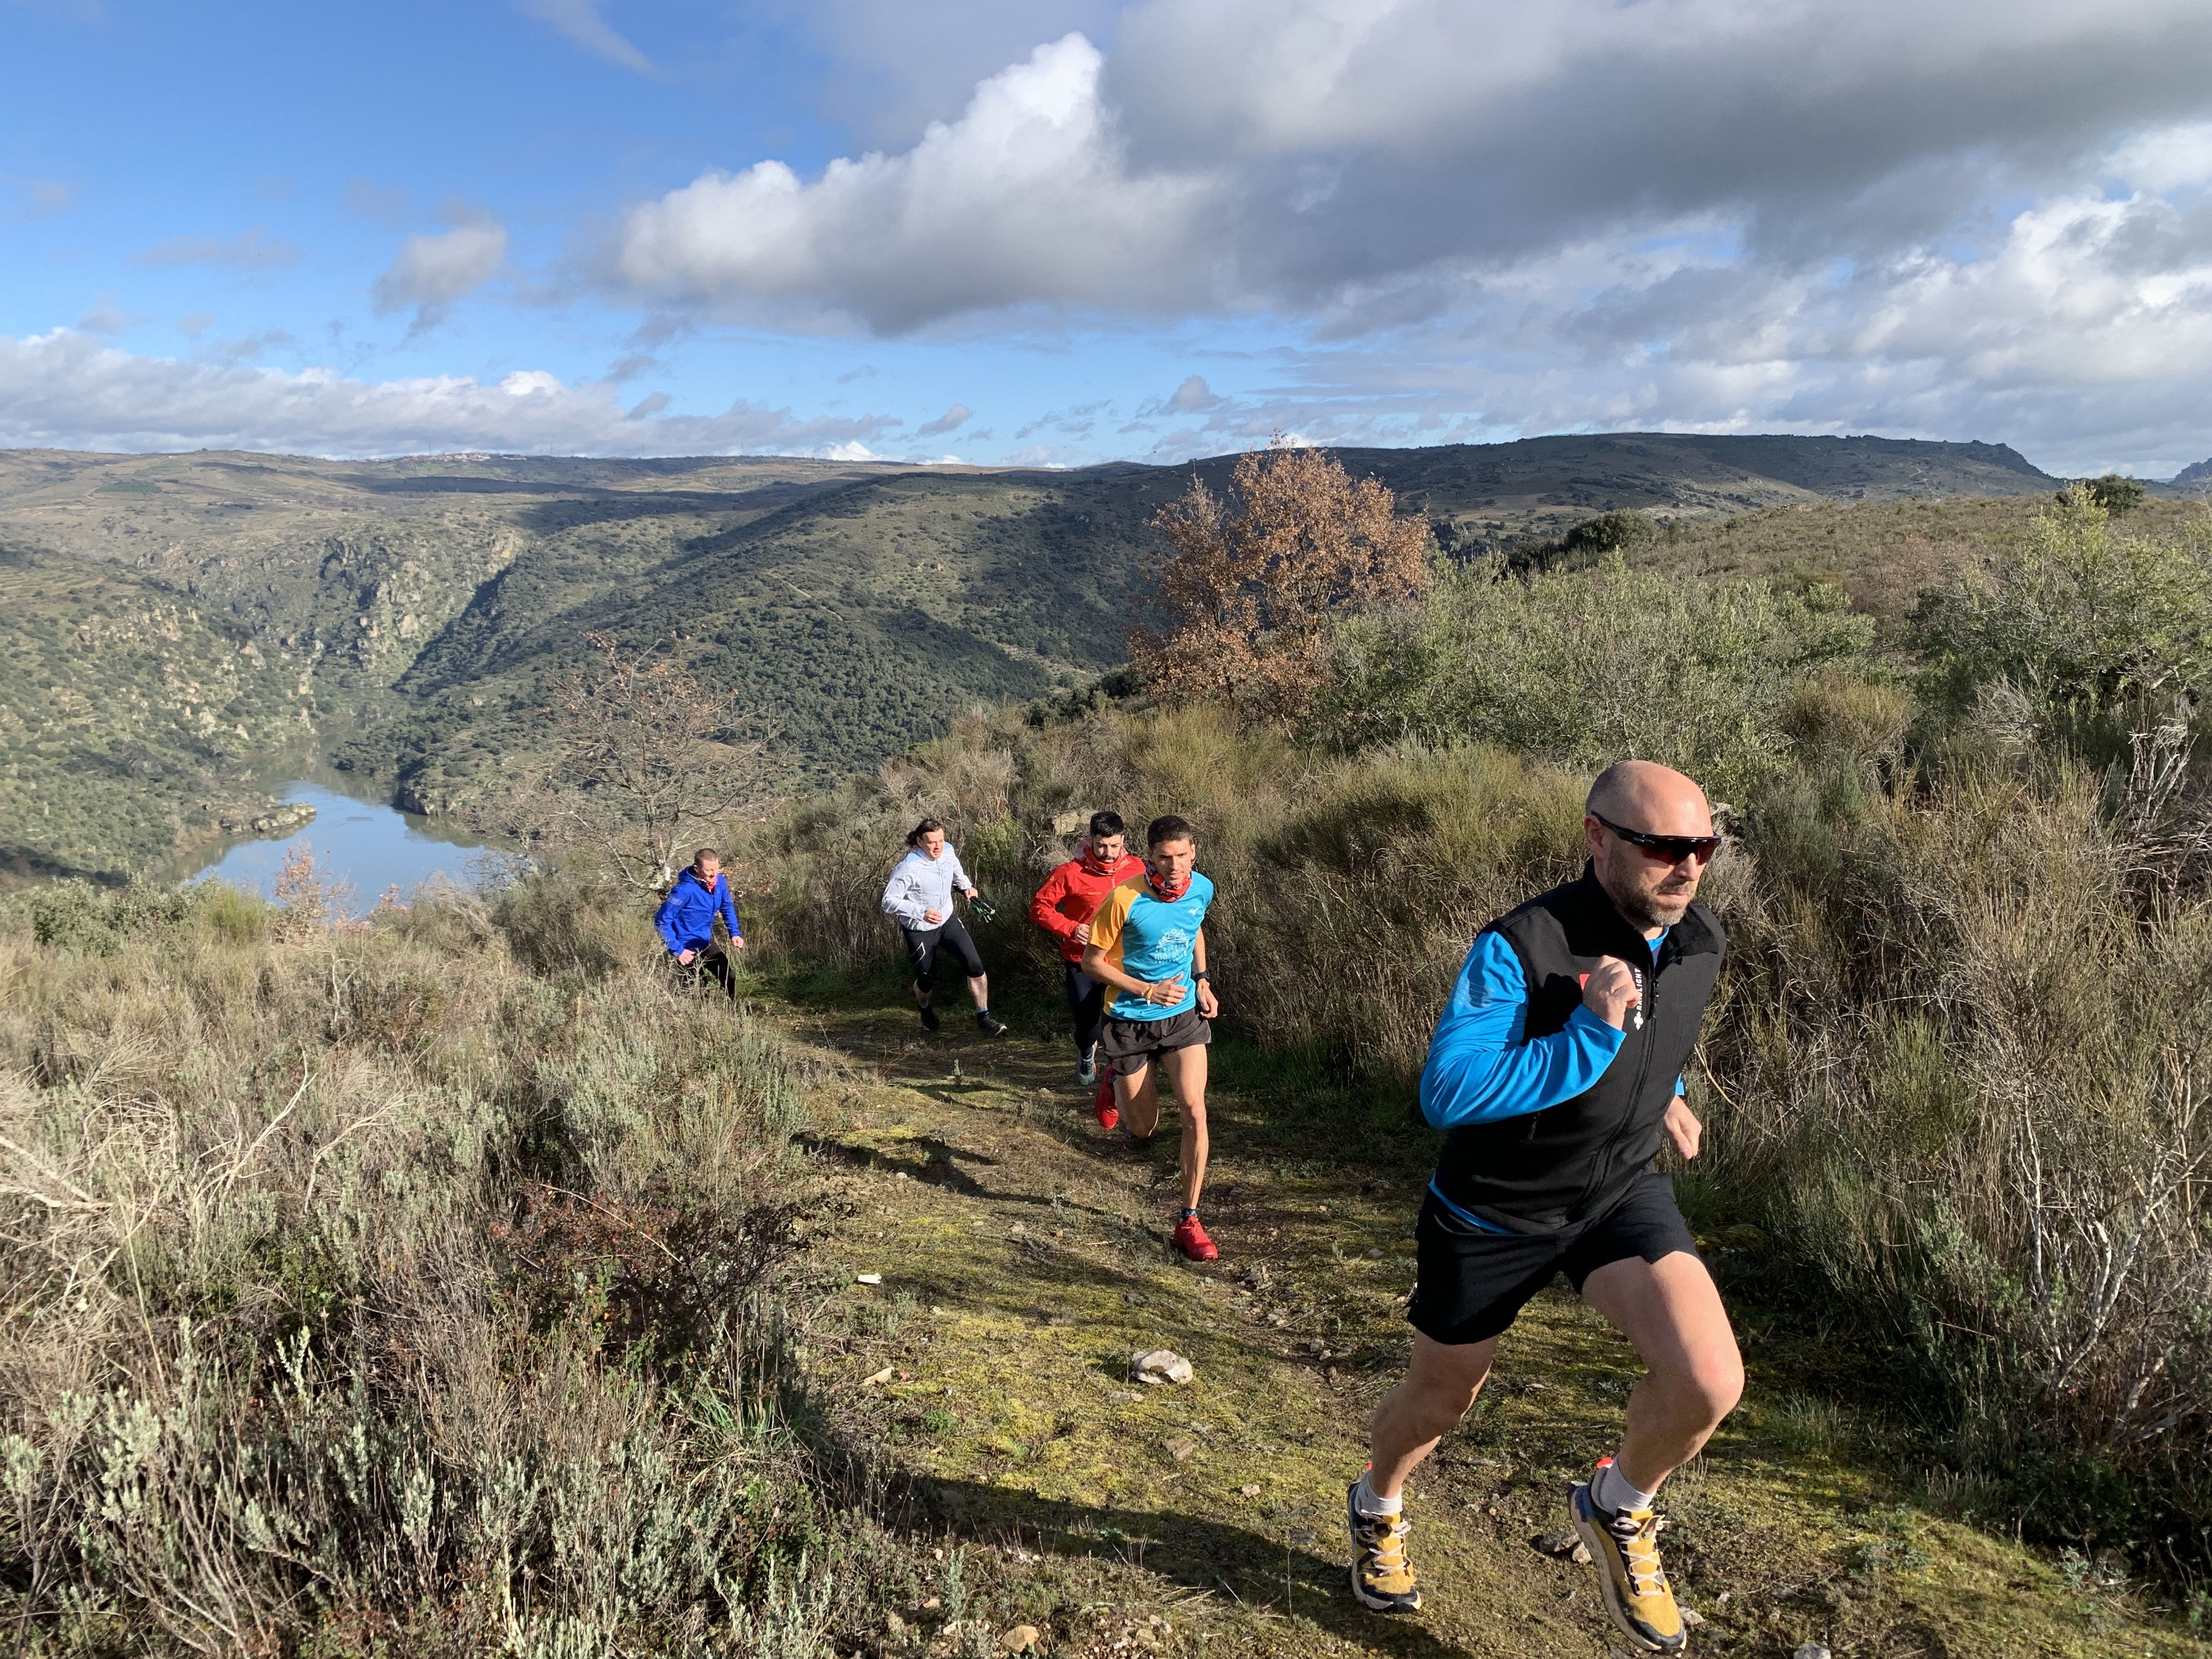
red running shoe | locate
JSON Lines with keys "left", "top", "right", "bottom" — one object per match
{"left": 1093, "top": 1067, "right": 1120, "bottom": 1131}
{"left": 1172, "top": 1213, "right": 1219, "bottom": 1261}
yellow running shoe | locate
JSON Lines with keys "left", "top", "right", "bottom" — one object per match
{"left": 1344, "top": 1481, "right": 1422, "bottom": 1613}
{"left": 1570, "top": 1468, "right": 1686, "bottom": 1654}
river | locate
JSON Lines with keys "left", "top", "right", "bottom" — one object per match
{"left": 164, "top": 771, "right": 512, "bottom": 912}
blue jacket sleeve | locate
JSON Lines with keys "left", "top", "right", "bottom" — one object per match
{"left": 1419, "top": 933, "right": 1627, "bottom": 1129}
{"left": 717, "top": 878, "right": 741, "bottom": 940}
{"left": 653, "top": 890, "right": 683, "bottom": 952}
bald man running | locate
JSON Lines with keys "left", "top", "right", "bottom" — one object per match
{"left": 1345, "top": 761, "right": 1740, "bottom": 1654}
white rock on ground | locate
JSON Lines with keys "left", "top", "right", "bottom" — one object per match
{"left": 1131, "top": 1348, "right": 1195, "bottom": 1385}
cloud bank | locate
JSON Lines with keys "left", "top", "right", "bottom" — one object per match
{"left": 0, "top": 330, "right": 898, "bottom": 459}
{"left": 605, "top": 0, "right": 2212, "bottom": 471}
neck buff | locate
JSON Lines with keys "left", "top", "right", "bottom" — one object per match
{"left": 1080, "top": 844, "right": 1122, "bottom": 877}
{"left": 1147, "top": 866, "right": 1192, "bottom": 901}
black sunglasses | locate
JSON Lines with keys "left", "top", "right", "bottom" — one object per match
{"left": 1593, "top": 812, "right": 1722, "bottom": 865}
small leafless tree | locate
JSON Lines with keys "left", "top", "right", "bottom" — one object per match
{"left": 1132, "top": 438, "right": 1432, "bottom": 727}
{"left": 539, "top": 633, "right": 773, "bottom": 890}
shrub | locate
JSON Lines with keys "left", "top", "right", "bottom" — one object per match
{"left": 1319, "top": 554, "right": 1876, "bottom": 800}
{"left": 2082, "top": 473, "right": 2147, "bottom": 515}
{"left": 1713, "top": 747, "right": 2212, "bottom": 1571}
{"left": 1563, "top": 509, "right": 1659, "bottom": 555}
{"left": 0, "top": 872, "right": 887, "bottom": 1653}
{"left": 1133, "top": 443, "right": 1430, "bottom": 729}
{"left": 1910, "top": 486, "right": 2212, "bottom": 717}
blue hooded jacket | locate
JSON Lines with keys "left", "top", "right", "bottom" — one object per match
{"left": 654, "top": 866, "right": 741, "bottom": 955}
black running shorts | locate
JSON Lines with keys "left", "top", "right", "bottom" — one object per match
{"left": 1099, "top": 1007, "right": 1211, "bottom": 1067}
{"left": 902, "top": 915, "right": 985, "bottom": 985}
{"left": 1406, "top": 1172, "right": 1702, "bottom": 1346}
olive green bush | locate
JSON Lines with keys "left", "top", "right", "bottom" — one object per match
{"left": 1318, "top": 554, "right": 1875, "bottom": 801}
{"left": 1911, "top": 486, "right": 2212, "bottom": 719}
{"left": 0, "top": 874, "right": 888, "bottom": 1655}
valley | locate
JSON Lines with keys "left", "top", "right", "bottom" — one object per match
{"left": 0, "top": 433, "right": 2185, "bottom": 880}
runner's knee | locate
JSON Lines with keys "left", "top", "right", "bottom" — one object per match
{"left": 1407, "top": 1369, "right": 1485, "bottom": 1431}
{"left": 1658, "top": 1347, "right": 1743, "bottom": 1427}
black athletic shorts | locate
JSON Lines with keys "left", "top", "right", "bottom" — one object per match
{"left": 902, "top": 915, "right": 985, "bottom": 986}
{"left": 1098, "top": 1006, "right": 1211, "bottom": 1067}
{"left": 1406, "top": 1172, "right": 1701, "bottom": 1346}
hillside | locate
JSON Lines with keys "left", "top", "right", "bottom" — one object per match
{"left": 0, "top": 433, "right": 2091, "bottom": 876}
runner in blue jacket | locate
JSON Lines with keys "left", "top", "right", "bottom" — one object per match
{"left": 655, "top": 848, "right": 744, "bottom": 996}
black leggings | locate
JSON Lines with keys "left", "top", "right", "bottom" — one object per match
{"left": 672, "top": 944, "right": 738, "bottom": 1000}
{"left": 1063, "top": 961, "right": 1107, "bottom": 1058}
{"left": 902, "top": 915, "right": 985, "bottom": 995}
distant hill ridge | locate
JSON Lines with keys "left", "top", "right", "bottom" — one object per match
{"left": 0, "top": 431, "right": 2091, "bottom": 877}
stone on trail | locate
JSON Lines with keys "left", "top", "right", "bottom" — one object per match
{"left": 1793, "top": 1646, "right": 1832, "bottom": 1659}
{"left": 855, "top": 1272, "right": 883, "bottom": 1284}
{"left": 1164, "top": 1435, "right": 1199, "bottom": 1462}
{"left": 1239, "top": 1483, "right": 1262, "bottom": 1497}
{"left": 1534, "top": 1530, "right": 1579, "bottom": 1556}
{"left": 1679, "top": 1607, "right": 1706, "bottom": 1627}
{"left": 1131, "top": 1348, "right": 1194, "bottom": 1385}
{"left": 998, "top": 1626, "right": 1042, "bottom": 1655}
{"left": 862, "top": 1365, "right": 895, "bottom": 1386}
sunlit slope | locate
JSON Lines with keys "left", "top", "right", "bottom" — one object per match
{"left": 0, "top": 435, "right": 2101, "bottom": 872}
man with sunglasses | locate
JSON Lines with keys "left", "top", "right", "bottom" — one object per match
{"left": 1346, "top": 760, "right": 1739, "bottom": 1656}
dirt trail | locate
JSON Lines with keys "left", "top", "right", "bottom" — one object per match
{"left": 768, "top": 986, "right": 2203, "bottom": 1659}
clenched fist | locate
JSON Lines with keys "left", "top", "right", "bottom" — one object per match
{"left": 1581, "top": 956, "right": 1641, "bottom": 1030}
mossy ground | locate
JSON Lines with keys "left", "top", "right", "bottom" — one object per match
{"left": 754, "top": 967, "right": 2207, "bottom": 1658}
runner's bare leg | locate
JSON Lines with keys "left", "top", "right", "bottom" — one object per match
{"left": 1116, "top": 1058, "right": 1160, "bottom": 1137}
{"left": 1578, "top": 1251, "right": 1743, "bottom": 1492}
{"left": 1367, "top": 1333, "right": 1500, "bottom": 1498}
{"left": 1160, "top": 1042, "right": 1210, "bottom": 1212}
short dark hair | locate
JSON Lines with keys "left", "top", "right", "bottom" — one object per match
{"left": 692, "top": 846, "right": 720, "bottom": 865}
{"left": 1146, "top": 814, "right": 1195, "bottom": 849}
{"left": 1088, "top": 810, "right": 1125, "bottom": 840}
{"left": 905, "top": 817, "right": 945, "bottom": 848}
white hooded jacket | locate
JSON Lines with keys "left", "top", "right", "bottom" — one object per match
{"left": 880, "top": 844, "right": 975, "bottom": 929}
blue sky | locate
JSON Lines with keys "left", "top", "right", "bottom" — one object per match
{"left": 5, "top": 1, "right": 2212, "bottom": 475}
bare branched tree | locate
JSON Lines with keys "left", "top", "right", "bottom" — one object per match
{"left": 539, "top": 633, "right": 773, "bottom": 890}
{"left": 1132, "top": 438, "right": 1432, "bottom": 727}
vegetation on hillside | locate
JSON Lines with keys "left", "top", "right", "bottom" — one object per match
{"left": 0, "top": 868, "right": 948, "bottom": 1655}
{"left": 0, "top": 437, "right": 2102, "bottom": 880}
{"left": 747, "top": 485, "right": 2212, "bottom": 1589}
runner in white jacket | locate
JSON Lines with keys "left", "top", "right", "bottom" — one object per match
{"left": 880, "top": 819, "right": 1005, "bottom": 1035}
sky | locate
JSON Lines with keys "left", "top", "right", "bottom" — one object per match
{"left": 3, "top": 0, "right": 2211, "bottom": 476}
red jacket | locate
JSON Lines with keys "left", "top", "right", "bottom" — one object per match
{"left": 1030, "top": 846, "right": 1148, "bottom": 964}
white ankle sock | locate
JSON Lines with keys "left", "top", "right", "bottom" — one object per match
{"left": 1592, "top": 1457, "right": 1656, "bottom": 1516}
{"left": 1353, "top": 1470, "right": 1402, "bottom": 1517}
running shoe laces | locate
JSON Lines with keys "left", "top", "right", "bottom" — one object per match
{"left": 1607, "top": 1508, "right": 1671, "bottom": 1600}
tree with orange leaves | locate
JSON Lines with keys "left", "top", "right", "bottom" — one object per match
{"left": 1132, "top": 439, "right": 1432, "bottom": 727}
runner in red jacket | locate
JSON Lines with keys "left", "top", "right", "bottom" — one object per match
{"left": 1030, "top": 810, "right": 1146, "bottom": 1093}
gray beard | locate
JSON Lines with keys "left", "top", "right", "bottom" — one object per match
{"left": 1618, "top": 885, "right": 1691, "bottom": 932}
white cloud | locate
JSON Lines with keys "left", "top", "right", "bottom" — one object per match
{"left": 517, "top": 0, "right": 651, "bottom": 73}
{"left": 371, "top": 221, "right": 509, "bottom": 336}
{"left": 614, "top": 34, "right": 1214, "bottom": 329}
{"left": 133, "top": 226, "right": 301, "bottom": 269}
{"left": 915, "top": 402, "right": 972, "bottom": 436}
{"left": 0, "top": 330, "right": 901, "bottom": 459}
